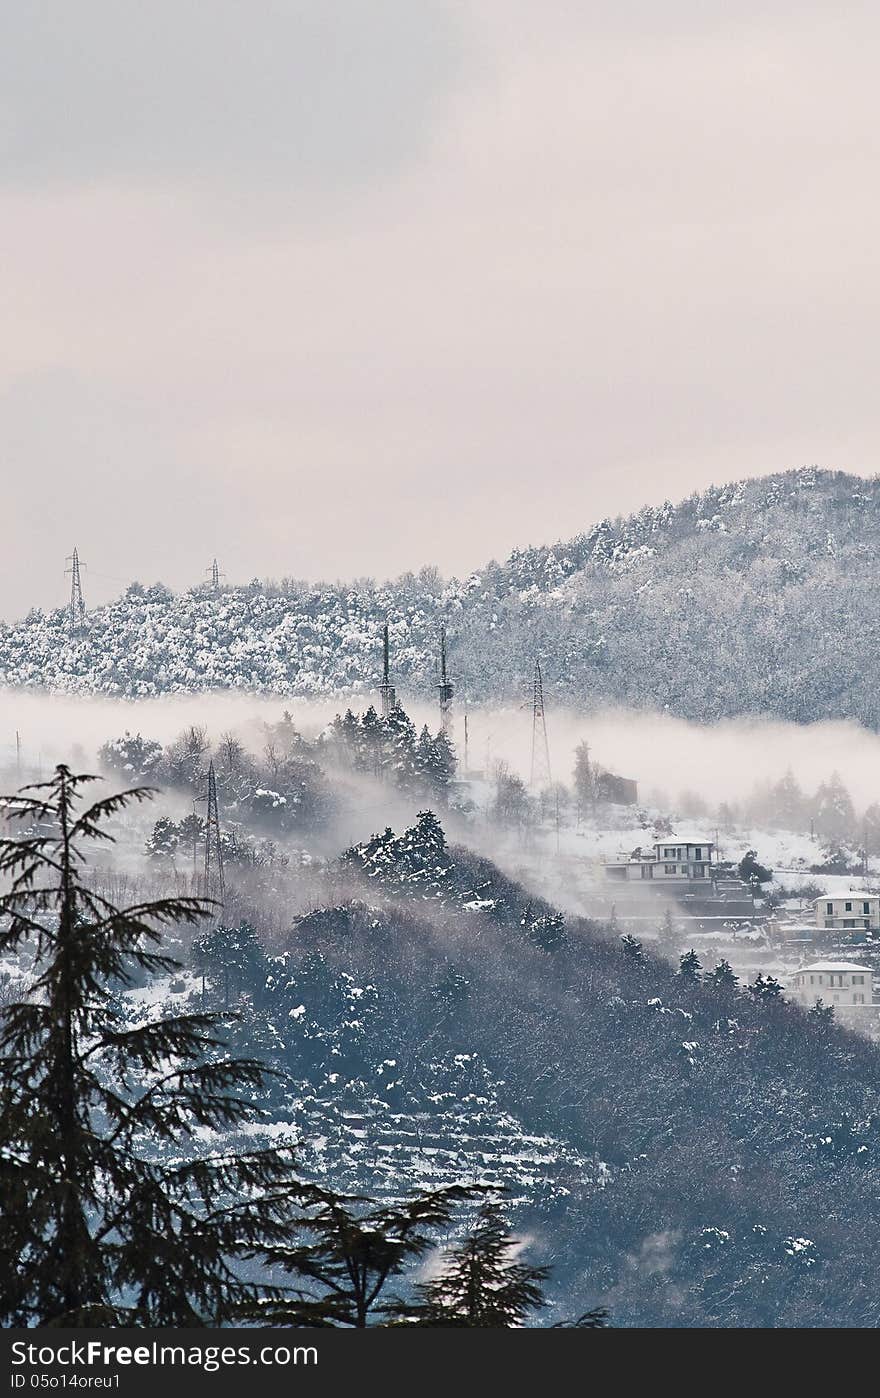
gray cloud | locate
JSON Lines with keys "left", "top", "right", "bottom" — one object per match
{"left": 2, "top": 2, "right": 880, "bottom": 619}
{"left": 0, "top": 1, "right": 467, "bottom": 190}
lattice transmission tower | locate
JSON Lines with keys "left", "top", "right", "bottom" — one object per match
{"left": 203, "top": 760, "right": 225, "bottom": 903}
{"left": 65, "top": 548, "right": 87, "bottom": 634}
{"left": 529, "top": 660, "right": 552, "bottom": 790}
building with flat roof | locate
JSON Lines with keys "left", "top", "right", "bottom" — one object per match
{"left": 815, "top": 893, "right": 880, "bottom": 934}
{"left": 604, "top": 837, "right": 715, "bottom": 885}
{"left": 786, "top": 961, "right": 872, "bottom": 1010}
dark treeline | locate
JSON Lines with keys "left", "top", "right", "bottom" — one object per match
{"left": 7, "top": 765, "right": 880, "bottom": 1326}
{"left": 0, "top": 769, "right": 594, "bottom": 1329}
{"left": 97, "top": 703, "right": 459, "bottom": 869}
{"left": 121, "top": 791, "right": 880, "bottom": 1327}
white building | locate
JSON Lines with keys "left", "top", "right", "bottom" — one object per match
{"left": 786, "top": 962, "right": 873, "bottom": 1010}
{"left": 815, "top": 893, "right": 880, "bottom": 934}
{"left": 605, "top": 837, "right": 715, "bottom": 885}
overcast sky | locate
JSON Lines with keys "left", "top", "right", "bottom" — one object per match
{"left": 3, "top": 1, "right": 879, "bottom": 619}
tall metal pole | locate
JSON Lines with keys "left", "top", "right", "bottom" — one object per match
{"left": 204, "top": 761, "right": 225, "bottom": 904}
{"left": 529, "top": 660, "right": 552, "bottom": 789}
{"left": 438, "top": 625, "right": 454, "bottom": 736}
{"left": 379, "top": 621, "right": 396, "bottom": 717}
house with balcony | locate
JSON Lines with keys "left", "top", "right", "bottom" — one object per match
{"left": 604, "top": 836, "right": 716, "bottom": 885}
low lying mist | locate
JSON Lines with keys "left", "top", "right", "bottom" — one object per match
{"left": 1, "top": 689, "right": 879, "bottom": 811}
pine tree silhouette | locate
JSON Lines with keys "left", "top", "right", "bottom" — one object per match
{"left": 247, "top": 1184, "right": 479, "bottom": 1327}
{"left": 0, "top": 765, "right": 307, "bottom": 1326}
{"left": 415, "top": 1201, "right": 550, "bottom": 1326}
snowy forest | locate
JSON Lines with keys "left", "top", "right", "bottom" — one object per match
{"left": 3, "top": 467, "right": 880, "bottom": 726}
{"left": 7, "top": 468, "right": 880, "bottom": 1329}
{"left": 5, "top": 674, "right": 880, "bottom": 1328}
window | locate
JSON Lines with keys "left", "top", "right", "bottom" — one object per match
{"left": 854, "top": 975, "right": 865, "bottom": 985}
{"left": 810, "top": 975, "right": 815, "bottom": 985}
{"left": 640, "top": 864, "right": 653, "bottom": 879}
{"left": 694, "top": 847, "right": 703, "bottom": 860}
{"left": 844, "top": 919, "right": 856, "bottom": 929}
{"left": 826, "top": 902, "right": 834, "bottom": 915}
{"left": 854, "top": 994, "right": 865, "bottom": 1005}
{"left": 664, "top": 864, "right": 678, "bottom": 874}
{"left": 845, "top": 901, "right": 853, "bottom": 912}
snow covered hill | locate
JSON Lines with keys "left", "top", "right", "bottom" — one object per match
{"left": 3, "top": 466, "right": 880, "bottom": 725}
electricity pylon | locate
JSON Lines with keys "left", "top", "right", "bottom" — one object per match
{"left": 203, "top": 760, "right": 225, "bottom": 903}
{"left": 529, "top": 660, "right": 552, "bottom": 789}
{"left": 65, "top": 548, "right": 87, "bottom": 633}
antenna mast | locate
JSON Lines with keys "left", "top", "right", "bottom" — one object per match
{"left": 65, "top": 548, "right": 87, "bottom": 634}
{"left": 379, "top": 622, "right": 397, "bottom": 717}
{"left": 529, "top": 660, "right": 552, "bottom": 789}
{"left": 438, "top": 625, "right": 454, "bottom": 735}
{"left": 203, "top": 760, "right": 225, "bottom": 903}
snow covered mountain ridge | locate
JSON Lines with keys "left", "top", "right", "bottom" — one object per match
{"left": 2, "top": 466, "right": 878, "bottom": 725}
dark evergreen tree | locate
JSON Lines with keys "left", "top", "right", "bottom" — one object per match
{"left": 380, "top": 704, "right": 418, "bottom": 789}
{"left": 357, "top": 705, "right": 384, "bottom": 776}
{"left": 808, "top": 998, "right": 835, "bottom": 1024}
{"left": 678, "top": 949, "right": 702, "bottom": 981}
{"left": 708, "top": 959, "right": 739, "bottom": 990}
{"left": 177, "top": 811, "right": 205, "bottom": 867}
{"left": 329, "top": 709, "right": 360, "bottom": 767}
{"left": 98, "top": 732, "right": 164, "bottom": 782}
{"left": 251, "top": 1185, "right": 476, "bottom": 1327}
{"left": 493, "top": 768, "right": 531, "bottom": 829}
{"left": 738, "top": 849, "right": 773, "bottom": 886}
{"left": 145, "top": 815, "right": 179, "bottom": 860}
{"left": 0, "top": 766, "right": 304, "bottom": 1326}
{"left": 416, "top": 1202, "right": 549, "bottom": 1327}
{"left": 191, "top": 919, "right": 266, "bottom": 1010}
{"left": 525, "top": 911, "right": 567, "bottom": 953}
{"left": 620, "top": 933, "right": 644, "bottom": 962}
{"left": 414, "top": 725, "right": 457, "bottom": 800}
{"left": 748, "top": 973, "right": 783, "bottom": 1001}
{"left": 432, "top": 730, "right": 457, "bottom": 795}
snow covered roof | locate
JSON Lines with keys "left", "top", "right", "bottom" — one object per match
{"left": 652, "top": 834, "right": 714, "bottom": 846}
{"left": 813, "top": 892, "right": 880, "bottom": 903}
{"left": 794, "top": 962, "right": 872, "bottom": 974}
